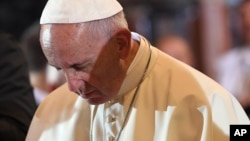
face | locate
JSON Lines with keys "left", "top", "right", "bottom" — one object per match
{"left": 40, "top": 24, "right": 130, "bottom": 105}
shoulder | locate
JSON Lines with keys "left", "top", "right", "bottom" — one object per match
{"left": 34, "top": 83, "right": 81, "bottom": 120}
{"left": 26, "top": 83, "right": 91, "bottom": 140}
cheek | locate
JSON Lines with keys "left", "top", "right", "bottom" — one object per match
{"left": 90, "top": 60, "right": 119, "bottom": 88}
{"left": 96, "top": 56, "right": 120, "bottom": 78}
{"left": 92, "top": 49, "right": 118, "bottom": 75}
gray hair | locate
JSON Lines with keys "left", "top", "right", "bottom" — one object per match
{"left": 79, "top": 11, "right": 129, "bottom": 40}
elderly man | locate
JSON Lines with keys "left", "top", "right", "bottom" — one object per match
{"left": 26, "top": 0, "right": 250, "bottom": 141}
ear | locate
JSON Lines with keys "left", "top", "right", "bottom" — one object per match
{"left": 115, "top": 29, "right": 131, "bottom": 59}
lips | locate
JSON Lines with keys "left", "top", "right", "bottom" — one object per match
{"left": 79, "top": 90, "right": 96, "bottom": 99}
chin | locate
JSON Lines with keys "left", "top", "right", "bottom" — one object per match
{"left": 87, "top": 98, "right": 106, "bottom": 105}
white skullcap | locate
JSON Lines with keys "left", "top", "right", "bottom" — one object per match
{"left": 40, "top": 0, "right": 123, "bottom": 24}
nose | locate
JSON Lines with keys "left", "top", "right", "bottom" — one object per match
{"left": 64, "top": 72, "right": 83, "bottom": 93}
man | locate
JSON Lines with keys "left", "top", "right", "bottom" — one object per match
{"left": 26, "top": 0, "right": 250, "bottom": 141}
{"left": 0, "top": 32, "right": 37, "bottom": 141}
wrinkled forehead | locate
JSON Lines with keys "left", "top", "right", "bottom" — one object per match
{"left": 39, "top": 24, "right": 87, "bottom": 68}
{"left": 39, "top": 23, "right": 107, "bottom": 58}
{"left": 40, "top": 24, "right": 81, "bottom": 41}
{"left": 40, "top": 24, "right": 89, "bottom": 49}
{"left": 40, "top": 24, "right": 82, "bottom": 56}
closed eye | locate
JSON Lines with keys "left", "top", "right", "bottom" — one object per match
{"left": 71, "top": 60, "right": 93, "bottom": 72}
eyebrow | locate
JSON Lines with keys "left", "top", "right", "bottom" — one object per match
{"left": 48, "top": 59, "right": 92, "bottom": 71}
{"left": 70, "top": 60, "right": 92, "bottom": 69}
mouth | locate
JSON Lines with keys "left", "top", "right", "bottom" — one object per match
{"left": 77, "top": 90, "right": 96, "bottom": 99}
{"left": 75, "top": 90, "right": 108, "bottom": 105}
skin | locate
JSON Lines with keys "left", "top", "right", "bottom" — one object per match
{"left": 40, "top": 24, "right": 139, "bottom": 105}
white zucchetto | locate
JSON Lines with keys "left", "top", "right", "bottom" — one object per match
{"left": 40, "top": 0, "right": 123, "bottom": 24}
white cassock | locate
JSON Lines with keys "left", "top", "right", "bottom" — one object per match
{"left": 26, "top": 33, "right": 250, "bottom": 141}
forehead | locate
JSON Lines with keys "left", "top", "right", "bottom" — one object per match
{"left": 41, "top": 24, "right": 83, "bottom": 43}
{"left": 41, "top": 24, "right": 85, "bottom": 53}
{"left": 40, "top": 24, "right": 111, "bottom": 69}
{"left": 40, "top": 24, "right": 93, "bottom": 66}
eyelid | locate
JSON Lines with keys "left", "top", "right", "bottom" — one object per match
{"left": 73, "top": 61, "right": 92, "bottom": 71}
{"left": 56, "top": 67, "right": 62, "bottom": 71}
{"left": 74, "top": 64, "right": 88, "bottom": 71}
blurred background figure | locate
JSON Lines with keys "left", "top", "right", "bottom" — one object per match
{"left": 0, "top": 32, "right": 37, "bottom": 141}
{"left": 215, "top": 0, "right": 250, "bottom": 117}
{"left": 21, "top": 21, "right": 66, "bottom": 105}
{"left": 156, "top": 34, "right": 196, "bottom": 67}
{"left": 239, "top": 0, "right": 250, "bottom": 46}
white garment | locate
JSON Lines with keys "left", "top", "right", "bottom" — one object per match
{"left": 26, "top": 34, "right": 250, "bottom": 141}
